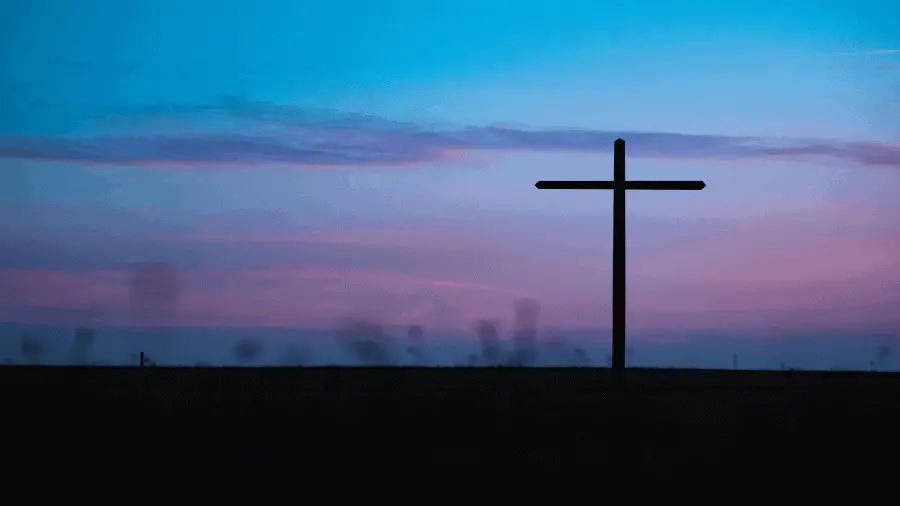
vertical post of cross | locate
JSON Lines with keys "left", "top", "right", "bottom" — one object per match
{"left": 612, "top": 139, "right": 626, "bottom": 386}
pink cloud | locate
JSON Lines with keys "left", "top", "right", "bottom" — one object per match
{"left": 2, "top": 223, "right": 897, "bottom": 334}
{"left": 2, "top": 198, "right": 898, "bottom": 334}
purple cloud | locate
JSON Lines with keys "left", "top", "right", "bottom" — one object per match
{"left": 0, "top": 99, "right": 897, "bottom": 169}
{"left": 759, "top": 142, "right": 900, "bottom": 169}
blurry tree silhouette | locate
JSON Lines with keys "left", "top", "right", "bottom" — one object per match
{"left": 574, "top": 347, "right": 591, "bottom": 367}
{"left": 233, "top": 337, "right": 263, "bottom": 365}
{"left": 70, "top": 327, "right": 95, "bottom": 365}
{"left": 406, "top": 325, "right": 426, "bottom": 366}
{"left": 20, "top": 333, "right": 44, "bottom": 364}
{"left": 280, "top": 345, "right": 313, "bottom": 366}
{"left": 468, "top": 353, "right": 480, "bottom": 366}
{"left": 406, "top": 346, "right": 421, "bottom": 366}
{"left": 513, "top": 298, "right": 540, "bottom": 366}
{"left": 336, "top": 319, "right": 393, "bottom": 365}
{"left": 355, "top": 338, "right": 392, "bottom": 365}
{"left": 475, "top": 319, "right": 501, "bottom": 366}
{"left": 504, "top": 350, "right": 522, "bottom": 367}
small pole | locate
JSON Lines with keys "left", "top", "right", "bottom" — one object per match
{"left": 140, "top": 351, "right": 145, "bottom": 367}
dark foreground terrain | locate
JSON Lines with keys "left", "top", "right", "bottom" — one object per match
{"left": 3, "top": 366, "right": 900, "bottom": 495}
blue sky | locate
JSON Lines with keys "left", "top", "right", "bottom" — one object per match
{"left": 1, "top": 0, "right": 899, "bottom": 367}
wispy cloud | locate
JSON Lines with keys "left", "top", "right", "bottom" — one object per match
{"left": 853, "top": 49, "right": 900, "bottom": 56}
{"left": 0, "top": 266, "right": 534, "bottom": 329}
{"left": 0, "top": 99, "right": 897, "bottom": 170}
{"left": 1, "top": 202, "right": 899, "bottom": 332}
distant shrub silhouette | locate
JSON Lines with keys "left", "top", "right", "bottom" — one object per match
{"left": 354, "top": 339, "right": 392, "bottom": 365}
{"left": 336, "top": 319, "right": 393, "bottom": 365}
{"left": 408, "top": 325, "right": 424, "bottom": 339}
{"left": 481, "top": 345, "right": 500, "bottom": 366}
{"left": 512, "top": 345, "right": 536, "bottom": 367}
{"left": 280, "top": 345, "right": 313, "bottom": 366}
{"left": 513, "top": 298, "right": 540, "bottom": 366}
{"left": 233, "top": 337, "right": 263, "bottom": 365}
{"left": 70, "top": 327, "right": 95, "bottom": 365}
{"left": 475, "top": 319, "right": 501, "bottom": 366}
{"left": 406, "top": 325, "right": 426, "bottom": 365}
{"left": 504, "top": 350, "right": 524, "bottom": 367}
{"left": 20, "top": 333, "right": 44, "bottom": 364}
{"left": 406, "top": 346, "right": 422, "bottom": 366}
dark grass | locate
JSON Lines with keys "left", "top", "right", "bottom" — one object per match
{"left": 3, "top": 366, "right": 900, "bottom": 494}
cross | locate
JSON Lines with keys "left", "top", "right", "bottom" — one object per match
{"left": 535, "top": 138, "right": 706, "bottom": 386}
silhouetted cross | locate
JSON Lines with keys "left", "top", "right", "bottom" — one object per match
{"left": 535, "top": 139, "right": 706, "bottom": 386}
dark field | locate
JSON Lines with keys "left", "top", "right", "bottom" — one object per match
{"left": 4, "top": 366, "right": 900, "bottom": 495}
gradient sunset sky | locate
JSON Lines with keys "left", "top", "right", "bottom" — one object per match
{"left": 1, "top": 0, "right": 899, "bottom": 351}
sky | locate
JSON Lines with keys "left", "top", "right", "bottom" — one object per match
{"left": 1, "top": 0, "right": 899, "bottom": 368}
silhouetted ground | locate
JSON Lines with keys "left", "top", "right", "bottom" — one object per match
{"left": 3, "top": 366, "right": 899, "bottom": 495}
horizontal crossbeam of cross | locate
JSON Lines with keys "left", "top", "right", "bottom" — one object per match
{"left": 535, "top": 181, "right": 706, "bottom": 190}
